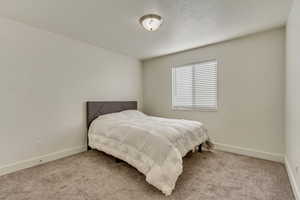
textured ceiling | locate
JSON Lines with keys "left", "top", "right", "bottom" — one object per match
{"left": 0, "top": 0, "right": 292, "bottom": 60}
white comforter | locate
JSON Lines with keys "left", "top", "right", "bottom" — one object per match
{"left": 88, "top": 110, "right": 210, "bottom": 195}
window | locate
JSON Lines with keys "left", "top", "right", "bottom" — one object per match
{"left": 172, "top": 60, "right": 218, "bottom": 110}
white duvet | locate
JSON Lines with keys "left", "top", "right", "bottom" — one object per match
{"left": 88, "top": 110, "right": 211, "bottom": 195}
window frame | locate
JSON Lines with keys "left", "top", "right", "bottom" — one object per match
{"left": 171, "top": 59, "right": 219, "bottom": 112}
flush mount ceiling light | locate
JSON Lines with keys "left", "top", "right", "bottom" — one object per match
{"left": 139, "top": 14, "right": 163, "bottom": 31}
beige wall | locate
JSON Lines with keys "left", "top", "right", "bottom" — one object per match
{"left": 0, "top": 17, "right": 142, "bottom": 171}
{"left": 143, "top": 28, "right": 285, "bottom": 158}
{"left": 286, "top": 0, "right": 300, "bottom": 196}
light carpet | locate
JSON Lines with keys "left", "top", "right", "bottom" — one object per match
{"left": 0, "top": 150, "right": 294, "bottom": 200}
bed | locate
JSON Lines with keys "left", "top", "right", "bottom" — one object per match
{"left": 86, "top": 101, "right": 212, "bottom": 195}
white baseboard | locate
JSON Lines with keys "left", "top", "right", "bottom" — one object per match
{"left": 214, "top": 142, "right": 284, "bottom": 163}
{"left": 0, "top": 145, "right": 87, "bottom": 176}
{"left": 285, "top": 157, "right": 300, "bottom": 200}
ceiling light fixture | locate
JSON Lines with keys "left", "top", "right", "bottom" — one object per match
{"left": 139, "top": 14, "right": 163, "bottom": 31}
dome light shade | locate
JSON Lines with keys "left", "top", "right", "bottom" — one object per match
{"left": 139, "top": 14, "right": 163, "bottom": 31}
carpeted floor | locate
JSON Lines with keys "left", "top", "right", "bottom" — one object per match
{"left": 0, "top": 150, "right": 294, "bottom": 200}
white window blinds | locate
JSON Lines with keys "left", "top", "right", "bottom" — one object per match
{"left": 172, "top": 60, "right": 218, "bottom": 110}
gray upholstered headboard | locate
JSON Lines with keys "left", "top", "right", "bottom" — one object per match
{"left": 86, "top": 101, "right": 137, "bottom": 129}
{"left": 86, "top": 101, "right": 137, "bottom": 150}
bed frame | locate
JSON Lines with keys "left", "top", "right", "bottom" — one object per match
{"left": 86, "top": 101, "right": 202, "bottom": 152}
{"left": 86, "top": 101, "right": 138, "bottom": 150}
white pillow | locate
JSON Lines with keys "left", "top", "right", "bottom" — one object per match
{"left": 121, "top": 110, "right": 147, "bottom": 118}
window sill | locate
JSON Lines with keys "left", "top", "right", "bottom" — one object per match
{"left": 172, "top": 106, "right": 218, "bottom": 112}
